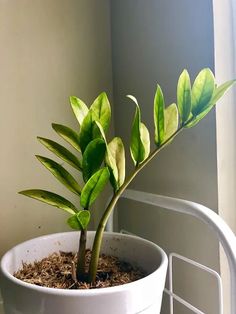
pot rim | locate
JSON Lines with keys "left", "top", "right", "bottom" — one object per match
{"left": 0, "top": 231, "right": 168, "bottom": 296}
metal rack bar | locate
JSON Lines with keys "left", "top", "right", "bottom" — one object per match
{"left": 167, "top": 253, "right": 223, "bottom": 314}
{"left": 108, "top": 189, "right": 236, "bottom": 314}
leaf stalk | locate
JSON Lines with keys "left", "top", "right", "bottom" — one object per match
{"left": 88, "top": 126, "right": 184, "bottom": 282}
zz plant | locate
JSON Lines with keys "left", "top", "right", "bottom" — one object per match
{"left": 20, "top": 69, "right": 235, "bottom": 283}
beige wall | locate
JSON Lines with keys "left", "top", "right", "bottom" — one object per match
{"left": 0, "top": 0, "right": 112, "bottom": 262}
{"left": 111, "top": 1, "right": 219, "bottom": 313}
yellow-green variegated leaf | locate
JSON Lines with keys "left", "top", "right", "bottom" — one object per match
{"left": 36, "top": 156, "right": 81, "bottom": 195}
{"left": 154, "top": 85, "right": 165, "bottom": 147}
{"left": 163, "top": 103, "right": 179, "bottom": 141}
{"left": 82, "top": 138, "right": 106, "bottom": 182}
{"left": 52, "top": 123, "right": 81, "bottom": 152}
{"left": 37, "top": 137, "right": 82, "bottom": 171}
{"left": 105, "top": 137, "right": 125, "bottom": 191}
{"left": 128, "top": 95, "right": 150, "bottom": 166}
{"left": 177, "top": 69, "right": 191, "bottom": 125}
{"left": 19, "top": 189, "right": 77, "bottom": 214}
{"left": 80, "top": 167, "right": 110, "bottom": 209}
{"left": 70, "top": 96, "right": 89, "bottom": 125}
{"left": 191, "top": 68, "right": 215, "bottom": 116}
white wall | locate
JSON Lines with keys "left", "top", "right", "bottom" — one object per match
{"left": 111, "top": 1, "right": 219, "bottom": 313}
{"left": 213, "top": 0, "right": 236, "bottom": 312}
{"left": 0, "top": 0, "right": 112, "bottom": 262}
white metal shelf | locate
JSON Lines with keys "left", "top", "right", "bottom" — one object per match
{"left": 107, "top": 189, "right": 236, "bottom": 314}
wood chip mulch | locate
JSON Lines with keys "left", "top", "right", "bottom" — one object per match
{"left": 14, "top": 250, "right": 145, "bottom": 290}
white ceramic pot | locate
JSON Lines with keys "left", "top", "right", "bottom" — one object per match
{"left": 0, "top": 231, "right": 168, "bottom": 314}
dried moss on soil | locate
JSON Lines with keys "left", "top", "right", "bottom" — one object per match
{"left": 14, "top": 250, "right": 145, "bottom": 289}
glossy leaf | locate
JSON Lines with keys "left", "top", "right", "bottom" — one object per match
{"left": 19, "top": 189, "right": 77, "bottom": 214}
{"left": 140, "top": 122, "right": 150, "bottom": 159}
{"left": 52, "top": 123, "right": 81, "bottom": 152}
{"left": 90, "top": 92, "right": 111, "bottom": 133}
{"left": 67, "top": 210, "right": 90, "bottom": 230}
{"left": 163, "top": 103, "right": 179, "bottom": 141}
{"left": 77, "top": 210, "right": 90, "bottom": 229}
{"left": 37, "top": 137, "right": 82, "bottom": 171}
{"left": 191, "top": 68, "right": 215, "bottom": 116}
{"left": 78, "top": 93, "right": 111, "bottom": 152}
{"left": 67, "top": 214, "right": 81, "bottom": 230}
{"left": 154, "top": 85, "right": 165, "bottom": 146}
{"left": 95, "top": 122, "right": 125, "bottom": 190}
{"left": 185, "top": 105, "right": 213, "bottom": 128}
{"left": 70, "top": 96, "right": 89, "bottom": 125}
{"left": 78, "top": 111, "right": 94, "bottom": 153}
{"left": 129, "top": 96, "right": 142, "bottom": 164}
{"left": 185, "top": 80, "right": 236, "bottom": 128}
{"left": 129, "top": 95, "right": 150, "bottom": 165}
{"left": 105, "top": 137, "right": 125, "bottom": 191}
{"left": 36, "top": 156, "right": 81, "bottom": 195}
{"left": 210, "top": 80, "right": 236, "bottom": 105}
{"left": 80, "top": 167, "right": 110, "bottom": 209}
{"left": 95, "top": 120, "right": 107, "bottom": 142}
{"left": 177, "top": 69, "right": 191, "bottom": 125}
{"left": 82, "top": 138, "right": 106, "bottom": 182}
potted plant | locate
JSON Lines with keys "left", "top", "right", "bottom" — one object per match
{"left": 0, "top": 69, "right": 235, "bottom": 314}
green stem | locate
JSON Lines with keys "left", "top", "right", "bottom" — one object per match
{"left": 76, "top": 228, "right": 87, "bottom": 281}
{"left": 88, "top": 127, "right": 184, "bottom": 283}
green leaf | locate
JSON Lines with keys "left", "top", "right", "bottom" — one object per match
{"left": 191, "top": 68, "right": 215, "bottom": 116}
{"left": 77, "top": 210, "right": 90, "bottom": 229}
{"left": 185, "top": 105, "right": 213, "bottom": 128}
{"left": 185, "top": 80, "right": 236, "bottom": 128}
{"left": 80, "top": 167, "right": 110, "bottom": 209}
{"left": 128, "top": 95, "right": 150, "bottom": 165}
{"left": 78, "top": 111, "right": 95, "bottom": 153}
{"left": 37, "top": 137, "right": 82, "bottom": 171}
{"left": 154, "top": 85, "right": 165, "bottom": 146}
{"left": 210, "top": 80, "right": 236, "bottom": 105}
{"left": 140, "top": 122, "right": 150, "bottom": 159}
{"left": 67, "top": 214, "right": 82, "bottom": 230}
{"left": 82, "top": 138, "right": 106, "bottom": 182}
{"left": 177, "top": 69, "right": 191, "bottom": 125}
{"left": 164, "top": 103, "right": 179, "bottom": 141}
{"left": 19, "top": 189, "right": 77, "bottom": 214}
{"left": 129, "top": 96, "right": 142, "bottom": 164}
{"left": 90, "top": 92, "right": 111, "bottom": 133}
{"left": 52, "top": 123, "right": 81, "bottom": 152}
{"left": 70, "top": 96, "right": 89, "bottom": 125}
{"left": 36, "top": 156, "right": 81, "bottom": 195}
{"left": 78, "top": 93, "right": 111, "bottom": 153}
{"left": 105, "top": 137, "right": 125, "bottom": 191}
{"left": 67, "top": 210, "right": 90, "bottom": 230}
{"left": 94, "top": 122, "right": 125, "bottom": 190}
{"left": 94, "top": 120, "right": 107, "bottom": 142}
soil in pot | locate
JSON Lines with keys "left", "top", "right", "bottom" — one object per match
{"left": 14, "top": 250, "right": 145, "bottom": 290}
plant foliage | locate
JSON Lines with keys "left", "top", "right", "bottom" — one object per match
{"left": 19, "top": 69, "right": 235, "bottom": 283}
